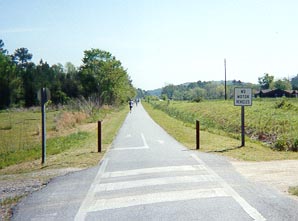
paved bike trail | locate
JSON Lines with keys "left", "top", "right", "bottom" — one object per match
{"left": 12, "top": 103, "right": 298, "bottom": 221}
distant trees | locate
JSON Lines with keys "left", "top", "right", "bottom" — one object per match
{"left": 291, "top": 75, "right": 298, "bottom": 90}
{"left": 258, "top": 73, "right": 274, "bottom": 90}
{"left": 274, "top": 78, "right": 292, "bottom": 90}
{"left": 0, "top": 51, "right": 17, "bottom": 107}
{"left": 258, "top": 73, "right": 294, "bottom": 91}
{"left": 0, "top": 40, "right": 7, "bottom": 55}
{"left": 160, "top": 80, "right": 242, "bottom": 101}
{"left": 13, "top": 47, "right": 33, "bottom": 68}
{"left": 79, "top": 49, "right": 135, "bottom": 105}
{"left": 0, "top": 40, "right": 136, "bottom": 109}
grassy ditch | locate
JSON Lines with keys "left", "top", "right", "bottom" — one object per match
{"left": 147, "top": 98, "right": 298, "bottom": 152}
{"left": 143, "top": 101, "right": 298, "bottom": 161}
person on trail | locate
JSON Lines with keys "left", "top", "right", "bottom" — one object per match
{"left": 129, "top": 99, "right": 133, "bottom": 113}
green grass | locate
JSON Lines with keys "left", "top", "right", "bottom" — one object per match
{"left": 289, "top": 186, "right": 298, "bottom": 196}
{"left": 0, "top": 105, "right": 129, "bottom": 221}
{"left": 143, "top": 101, "right": 298, "bottom": 161}
{"left": 0, "top": 131, "right": 92, "bottom": 169}
{"left": 147, "top": 98, "right": 298, "bottom": 151}
{"left": 0, "top": 105, "right": 129, "bottom": 170}
{"left": 0, "top": 108, "right": 70, "bottom": 150}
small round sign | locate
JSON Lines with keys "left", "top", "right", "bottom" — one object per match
{"left": 37, "top": 88, "right": 51, "bottom": 103}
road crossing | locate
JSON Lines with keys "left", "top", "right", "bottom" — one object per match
{"left": 13, "top": 103, "right": 298, "bottom": 221}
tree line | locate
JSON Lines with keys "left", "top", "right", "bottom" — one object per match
{"left": 0, "top": 40, "right": 136, "bottom": 109}
{"left": 160, "top": 80, "right": 254, "bottom": 101}
{"left": 160, "top": 74, "right": 298, "bottom": 101}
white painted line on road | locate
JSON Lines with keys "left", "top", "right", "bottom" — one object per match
{"left": 112, "top": 146, "right": 149, "bottom": 150}
{"left": 95, "top": 174, "right": 217, "bottom": 192}
{"left": 88, "top": 188, "right": 228, "bottom": 212}
{"left": 31, "top": 213, "right": 58, "bottom": 221}
{"left": 101, "top": 165, "right": 204, "bottom": 178}
{"left": 157, "top": 140, "right": 165, "bottom": 144}
{"left": 191, "top": 154, "right": 266, "bottom": 221}
{"left": 141, "top": 133, "right": 149, "bottom": 147}
{"left": 74, "top": 158, "right": 109, "bottom": 221}
{"left": 112, "top": 133, "right": 149, "bottom": 150}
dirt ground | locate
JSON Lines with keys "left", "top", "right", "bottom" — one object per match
{"left": 0, "top": 168, "right": 83, "bottom": 220}
{"left": 230, "top": 159, "right": 298, "bottom": 198}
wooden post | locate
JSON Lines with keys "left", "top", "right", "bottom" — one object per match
{"left": 98, "top": 121, "right": 102, "bottom": 152}
{"left": 196, "top": 120, "right": 200, "bottom": 150}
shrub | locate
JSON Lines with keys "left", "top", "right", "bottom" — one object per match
{"left": 192, "top": 97, "right": 203, "bottom": 103}
{"left": 54, "top": 111, "right": 88, "bottom": 131}
{"left": 275, "top": 99, "right": 296, "bottom": 110}
{"left": 291, "top": 138, "right": 298, "bottom": 152}
{"left": 289, "top": 186, "right": 298, "bottom": 196}
{"left": 274, "top": 136, "right": 289, "bottom": 151}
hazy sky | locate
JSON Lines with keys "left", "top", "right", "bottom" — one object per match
{"left": 1, "top": 0, "right": 298, "bottom": 90}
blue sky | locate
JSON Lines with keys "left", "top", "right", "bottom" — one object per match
{"left": 1, "top": 0, "right": 298, "bottom": 90}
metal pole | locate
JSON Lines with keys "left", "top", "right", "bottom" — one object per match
{"left": 98, "top": 121, "right": 102, "bottom": 152}
{"left": 241, "top": 106, "right": 245, "bottom": 146}
{"left": 196, "top": 120, "right": 200, "bottom": 150}
{"left": 41, "top": 88, "right": 46, "bottom": 164}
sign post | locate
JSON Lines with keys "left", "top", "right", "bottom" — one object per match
{"left": 38, "top": 88, "right": 50, "bottom": 165}
{"left": 234, "top": 88, "right": 252, "bottom": 146}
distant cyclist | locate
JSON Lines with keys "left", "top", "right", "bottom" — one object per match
{"left": 129, "top": 99, "right": 133, "bottom": 113}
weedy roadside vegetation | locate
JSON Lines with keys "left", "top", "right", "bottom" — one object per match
{"left": 143, "top": 101, "right": 298, "bottom": 161}
{"left": 0, "top": 97, "right": 129, "bottom": 220}
{"left": 289, "top": 186, "right": 298, "bottom": 196}
{"left": 146, "top": 98, "right": 298, "bottom": 152}
{"left": 0, "top": 97, "right": 127, "bottom": 170}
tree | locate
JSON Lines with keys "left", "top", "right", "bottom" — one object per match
{"left": 291, "top": 75, "right": 298, "bottom": 90}
{"left": 258, "top": 73, "right": 274, "bottom": 89}
{"left": 80, "top": 49, "right": 135, "bottom": 105}
{"left": 274, "top": 78, "right": 292, "bottom": 90}
{"left": 187, "top": 87, "right": 206, "bottom": 101}
{"left": 13, "top": 48, "right": 33, "bottom": 69}
{"left": 65, "top": 62, "right": 77, "bottom": 75}
{"left": 161, "top": 84, "right": 175, "bottom": 100}
{"left": 63, "top": 62, "right": 80, "bottom": 98}
{"left": 0, "top": 39, "right": 8, "bottom": 55}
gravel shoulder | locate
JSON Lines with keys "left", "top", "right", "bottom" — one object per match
{"left": 230, "top": 159, "right": 298, "bottom": 198}
{"left": 0, "top": 168, "right": 83, "bottom": 220}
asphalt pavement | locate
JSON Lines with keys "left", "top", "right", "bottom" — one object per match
{"left": 12, "top": 102, "right": 298, "bottom": 221}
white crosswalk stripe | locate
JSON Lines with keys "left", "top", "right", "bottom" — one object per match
{"left": 88, "top": 188, "right": 228, "bottom": 212}
{"left": 95, "top": 174, "right": 217, "bottom": 192}
{"left": 88, "top": 164, "right": 225, "bottom": 212}
{"left": 101, "top": 165, "right": 204, "bottom": 178}
{"left": 76, "top": 158, "right": 266, "bottom": 221}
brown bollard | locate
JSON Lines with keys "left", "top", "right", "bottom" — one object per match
{"left": 196, "top": 120, "right": 200, "bottom": 150}
{"left": 98, "top": 121, "right": 102, "bottom": 152}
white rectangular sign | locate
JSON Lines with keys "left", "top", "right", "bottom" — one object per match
{"left": 234, "top": 88, "right": 252, "bottom": 106}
